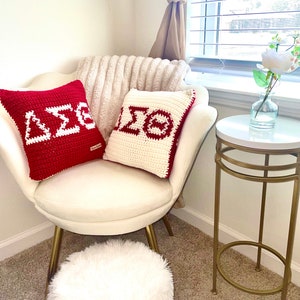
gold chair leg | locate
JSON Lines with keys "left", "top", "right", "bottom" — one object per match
{"left": 45, "top": 226, "right": 64, "bottom": 295}
{"left": 162, "top": 214, "right": 174, "bottom": 236}
{"left": 145, "top": 224, "right": 160, "bottom": 253}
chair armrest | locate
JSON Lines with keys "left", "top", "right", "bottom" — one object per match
{"left": 169, "top": 103, "right": 217, "bottom": 200}
{"left": 180, "top": 84, "right": 209, "bottom": 105}
{"left": 27, "top": 72, "right": 76, "bottom": 90}
{"left": 0, "top": 105, "right": 39, "bottom": 202}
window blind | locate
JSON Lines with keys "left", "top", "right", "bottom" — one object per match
{"left": 187, "top": 0, "right": 300, "bottom": 62}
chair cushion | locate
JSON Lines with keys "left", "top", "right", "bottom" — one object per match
{"left": 104, "top": 89, "right": 195, "bottom": 178}
{"left": 34, "top": 160, "right": 172, "bottom": 223}
{"left": 0, "top": 80, "right": 106, "bottom": 180}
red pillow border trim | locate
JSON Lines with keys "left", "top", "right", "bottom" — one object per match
{"left": 165, "top": 89, "right": 196, "bottom": 178}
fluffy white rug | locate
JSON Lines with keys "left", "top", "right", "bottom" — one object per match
{"left": 47, "top": 239, "right": 174, "bottom": 300}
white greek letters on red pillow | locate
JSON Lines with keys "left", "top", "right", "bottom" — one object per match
{"left": 104, "top": 89, "right": 196, "bottom": 178}
{"left": 0, "top": 80, "right": 106, "bottom": 180}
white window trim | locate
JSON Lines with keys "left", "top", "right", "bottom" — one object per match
{"left": 185, "top": 71, "right": 300, "bottom": 120}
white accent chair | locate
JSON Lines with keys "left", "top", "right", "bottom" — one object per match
{"left": 0, "top": 57, "right": 217, "bottom": 292}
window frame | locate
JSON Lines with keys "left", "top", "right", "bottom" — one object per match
{"left": 186, "top": 0, "right": 300, "bottom": 81}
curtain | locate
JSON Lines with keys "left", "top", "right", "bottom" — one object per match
{"left": 149, "top": 0, "right": 187, "bottom": 61}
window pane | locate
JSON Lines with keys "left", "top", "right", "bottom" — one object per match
{"left": 187, "top": 0, "right": 300, "bottom": 61}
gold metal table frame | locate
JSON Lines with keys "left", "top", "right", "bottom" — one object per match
{"left": 212, "top": 115, "right": 300, "bottom": 300}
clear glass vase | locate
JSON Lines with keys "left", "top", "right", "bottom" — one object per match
{"left": 250, "top": 93, "right": 278, "bottom": 129}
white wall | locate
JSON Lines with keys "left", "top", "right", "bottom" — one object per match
{"left": 133, "top": 0, "right": 167, "bottom": 56}
{"left": 110, "top": 0, "right": 167, "bottom": 57}
{"left": 109, "top": 0, "right": 135, "bottom": 55}
{"left": 0, "top": 0, "right": 115, "bottom": 89}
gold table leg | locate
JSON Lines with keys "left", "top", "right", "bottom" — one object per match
{"left": 281, "top": 158, "right": 300, "bottom": 299}
{"left": 256, "top": 154, "right": 269, "bottom": 271}
{"left": 212, "top": 142, "right": 222, "bottom": 295}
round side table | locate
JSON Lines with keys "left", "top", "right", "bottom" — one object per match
{"left": 211, "top": 115, "right": 300, "bottom": 300}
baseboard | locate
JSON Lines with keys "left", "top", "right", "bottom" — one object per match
{"left": 1, "top": 209, "right": 300, "bottom": 287}
{"left": 171, "top": 206, "right": 300, "bottom": 287}
{"left": 0, "top": 221, "right": 54, "bottom": 261}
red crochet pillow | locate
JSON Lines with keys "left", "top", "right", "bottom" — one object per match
{"left": 104, "top": 89, "right": 196, "bottom": 178}
{"left": 0, "top": 80, "right": 106, "bottom": 180}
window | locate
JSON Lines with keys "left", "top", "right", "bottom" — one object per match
{"left": 186, "top": 0, "right": 300, "bottom": 76}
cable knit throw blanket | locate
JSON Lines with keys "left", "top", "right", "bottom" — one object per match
{"left": 75, "top": 55, "right": 191, "bottom": 142}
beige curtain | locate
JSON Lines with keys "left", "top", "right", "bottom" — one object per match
{"left": 149, "top": 0, "right": 187, "bottom": 61}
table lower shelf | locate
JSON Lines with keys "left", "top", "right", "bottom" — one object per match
{"left": 215, "top": 240, "right": 291, "bottom": 295}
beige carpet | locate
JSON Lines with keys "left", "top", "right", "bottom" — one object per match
{"left": 1, "top": 215, "right": 300, "bottom": 300}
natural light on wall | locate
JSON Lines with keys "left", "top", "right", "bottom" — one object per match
{"left": 186, "top": 0, "right": 300, "bottom": 74}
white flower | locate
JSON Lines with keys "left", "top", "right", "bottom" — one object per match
{"left": 261, "top": 48, "right": 294, "bottom": 74}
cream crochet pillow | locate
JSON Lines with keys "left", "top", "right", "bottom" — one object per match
{"left": 104, "top": 88, "right": 195, "bottom": 178}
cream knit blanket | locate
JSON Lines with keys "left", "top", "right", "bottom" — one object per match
{"left": 75, "top": 55, "right": 190, "bottom": 141}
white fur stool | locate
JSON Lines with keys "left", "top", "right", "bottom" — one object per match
{"left": 47, "top": 239, "right": 174, "bottom": 300}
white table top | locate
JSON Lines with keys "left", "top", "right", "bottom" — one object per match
{"left": 216, "top": 115, "right": 300, "bottom": 150}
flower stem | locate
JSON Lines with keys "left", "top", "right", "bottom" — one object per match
{"left": 254, "top": 74, "right": 278, "bottom": 118}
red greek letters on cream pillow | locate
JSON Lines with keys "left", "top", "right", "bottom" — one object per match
{"left": 0, "top": 80, "right": 106, "bottom": 180}
{"left": 104, "top": 89, "right": 196, "bottom": 178}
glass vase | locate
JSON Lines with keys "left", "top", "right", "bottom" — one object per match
{"left": 250, "top": 93, "right": 278, "bottom": 129}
